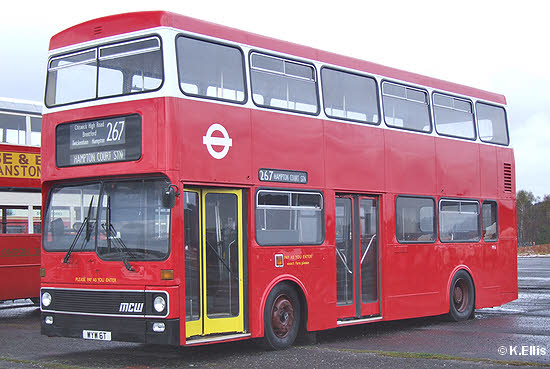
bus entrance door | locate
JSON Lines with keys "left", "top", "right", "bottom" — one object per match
{"left": 335, "top": 195, "right": 380, "bottom": 320}
{"left": 184, "top": 189, "right": 245, "bottom": 339}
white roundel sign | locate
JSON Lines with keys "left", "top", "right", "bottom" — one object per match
{"left": 202, "top": 123, "right": 233, "bottom": 159}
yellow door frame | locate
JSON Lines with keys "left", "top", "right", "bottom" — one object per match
{"left": 185, "top": 188, "right": 245, "bottom": 337}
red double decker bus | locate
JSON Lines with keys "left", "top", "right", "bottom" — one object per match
{"left": 0, "top": 98, "right": 42, "bottom": 303}
{"left": 40, "top": 11, "right": 516, "bottom": 348}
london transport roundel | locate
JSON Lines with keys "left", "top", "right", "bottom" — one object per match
{"left": 202, "top": 123, "right": 233, "bottom": 159}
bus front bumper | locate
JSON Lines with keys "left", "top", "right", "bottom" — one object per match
{"left": 41, "top": 312, "right": 180, "bottom": 345}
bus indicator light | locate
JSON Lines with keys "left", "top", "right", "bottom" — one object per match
{"left": 160, "top": 269, "right": 174, "bottom": 280}
{"left": 275, "top": 254, "right": 284, "bottom": 268}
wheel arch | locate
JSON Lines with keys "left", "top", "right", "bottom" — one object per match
{"left": 258, "top": 275, "right": 309, "bottom": 337}
{"left": 445, "top": 265, "right": 477, "bottom": 310}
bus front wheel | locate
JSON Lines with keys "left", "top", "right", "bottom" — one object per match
{"left": 448, "top": 270, "right": 475, "bottom": 321}
{"left": 262, "top": 282, "right": 301, "bottom": 350}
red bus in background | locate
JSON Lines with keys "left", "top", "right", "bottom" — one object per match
{"left": 40, "top": 11, "right": 516, "bottom": 349}
{"left": 0, "top": 98, "right": 42, "bottom": 303}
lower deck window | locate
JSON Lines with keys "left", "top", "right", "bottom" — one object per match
{"left": 256, "top": 190, "right": 323, "bottom": 245}
{"left": 439, "top": 199, "right": 480, "bottom": 242}
{"left": 43, "top": 178, "right": 170, "bottom": 260}
{"left": 396, "top": 196, "right": 435, "bottom": 243}
{"left": 0, "top": 191, "right": 41, "bottom": 234}
{"left": 482, "top": 200, "right": 498, "bottom": 241}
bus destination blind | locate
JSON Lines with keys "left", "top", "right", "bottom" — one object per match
{"left": 258, "top": 168, "right": 308, "bottom": 184}
{"left": 56, "top": 114, "right": 141, "bottom": 167}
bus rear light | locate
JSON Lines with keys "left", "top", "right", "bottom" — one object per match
{"left": 40, "top": 268, "right": 46, "bottom": 277}
{"left": 160, "top": 269, "right": 174, "bottom": 280}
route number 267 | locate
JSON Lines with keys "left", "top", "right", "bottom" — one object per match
{"left": 107, "top": 120, "right": 125, "bottom": 142}
{"left": 259, "top": 169, "right": 274, "bottom": 181}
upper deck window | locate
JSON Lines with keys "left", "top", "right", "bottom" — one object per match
{"left": 176, "top": 36, "right": 246, "bottom": 103}
{"left": 321, "top": 68, "right": 379, "bottom": 124}
{"left": 46, "top": 36, "right": 163, "bottom": 107}
{"left": 476, "top": 102, "right": 509, "bottom": 145}
{"left": 433, "top": 93, "right": 475, "bottom": 140}
{"left": 250, "top": 53, "right": 319, "bottom": 115}
{"left": 382, "top": 82, "right": 431, "bottom": 133}
{"left": 0, "top": 112, "right": 41, "bottom": 146}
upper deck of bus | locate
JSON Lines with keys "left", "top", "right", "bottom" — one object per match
{"left": 42, "top": 11, "right": 513, "bottom": 202}
{"left": 46, "top": 11, "right": 505, "bottom": 107}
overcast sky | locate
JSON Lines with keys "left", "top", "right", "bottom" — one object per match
{"left": 1, "top": 0, "right": 547, "bottom": 198}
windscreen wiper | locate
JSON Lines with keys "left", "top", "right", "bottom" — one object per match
{"left": 63, "top": 196, "right": 94, "bottom": 264}
{"left": 102, "top": 196, "right": 135, "bottom": 272}
{"left": 102, "top": 223, "right": 135, "bottom": 272}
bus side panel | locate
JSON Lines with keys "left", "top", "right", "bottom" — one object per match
{"left": 247, "top": 193, "right": 336, "bottom": 335}
{"left": 324, "top": 121, "right": 384, "bottom": 192}
{"left": 381, "top": 196, "right": 445, "bottom": 321}
{"left": 436, "top": 139, "right": 481, "bottom": 198}
{"left": 251, "top": 110, "right": 325, "bottom": 189}
{"left": 175, "top": 99, "right": 252, "bottom": 185}
{"left": 497, "top": 148, "right": 517, "bottom": 304}
{"left": 384, "top": 131, "right": 436, "bottom": 196}
{"left": 479, "top": 144, "right": 498, "bottom": 199}
{"left": 247, "top": 245, "right": 337, "bottom": 337}
{"left": 499, "top": 199, "right": 518, "bottom": 298}
{"left": 0, "top": 234, "right": 40, "bottom": 301}
{"left": 382, "top": 248, "right": 446, "bottom": 320}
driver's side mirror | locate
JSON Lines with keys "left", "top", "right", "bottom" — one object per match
{"left": 162, "top": 184, "right": 180, "bottom": 209}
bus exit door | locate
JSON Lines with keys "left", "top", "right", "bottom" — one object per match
{"left": 183, "top": 188, "right": 245, "bottom": 338}
{"left": 335, "top": 195, "right": 380, "bottom": 320}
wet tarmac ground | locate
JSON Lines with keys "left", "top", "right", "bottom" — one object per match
{"left": 0, "top": 257, "right": 549, "bottom": 368}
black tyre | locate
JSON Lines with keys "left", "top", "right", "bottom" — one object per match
{"left": 448, "top": 270, "right": 475, "bottom": 322}
{"left": 262, "top": 282, "right": 301, "bottom": 350}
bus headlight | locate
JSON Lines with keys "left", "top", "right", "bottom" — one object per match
{"left": 153, "top": 296, "right": 166, "bottom": 312}
{"left": 42, "top": 292, "right": 52, "bottom": 307}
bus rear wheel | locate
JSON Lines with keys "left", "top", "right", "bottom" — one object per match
{"left": 262, "top": 282, "right": 301, "bottom": 350}
{"left": 448, "top": 270, "right": 475, "bottom": 321}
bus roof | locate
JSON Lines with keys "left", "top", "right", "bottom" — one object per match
{"left": 49, "top": 11, "right": 506, "bottom": 105}
{"left": 0, "top": 97, "right": 42, "bottom": 115}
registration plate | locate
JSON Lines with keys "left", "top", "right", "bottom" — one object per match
{"left": 82, "top": 330, "right": 112, "bottom": 341}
